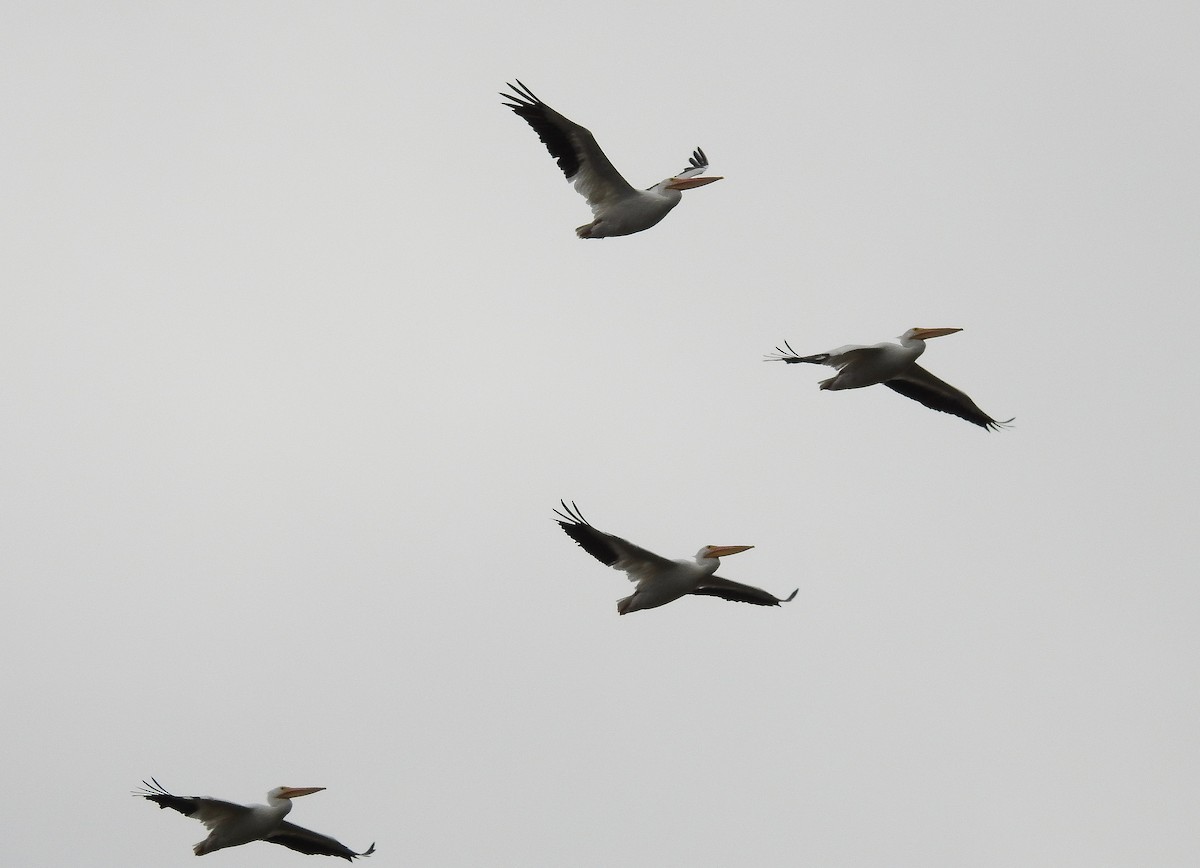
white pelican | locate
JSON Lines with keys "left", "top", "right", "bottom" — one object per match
{"left": 554, "top": 501, "right": 797, "bottom": 614}
{"left": 501, "top": 80, "right": 722, "bottom": 238}
{"left": 135, "top": 779, "right": 375, "bottom": 860}
{"left": 766, "top": 328, "right": 1012, "bottom": 430}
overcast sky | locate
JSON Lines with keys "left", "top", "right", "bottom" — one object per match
{"left": 4, "top": 2, "right": 1198, "bottom": 866}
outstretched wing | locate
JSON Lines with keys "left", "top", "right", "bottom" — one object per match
{"left": 554, "top": 500, "right": 674, "bottom": 583}
{"left": 133, "top": 779, "right": 248, "bottom": 832}
{"left": 765, "top": 340, "right": 877, "bottom": 368}
{"left": 502, "top": 81, "right": 636, "bottom": 209}
{"left": 885, "top": 364, "right": 1012, "bottom": 430}
{"left": 267, "top": 821, "right": 376, "bottom": 861}
{"left": 690, "top": 576, "right": 798, "bottom": 607}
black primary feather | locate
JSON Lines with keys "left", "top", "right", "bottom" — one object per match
{"left": 553, "top": 500, "right": 619, "bottom": 566}
{"left": 691, "top": 583, "right": 799, "bottom": 606}
{"left": 883, "top": 374, "right": 1013, "bottom": 431}
{"left": 766, "top": 341, "right": 829, "bottom": 364}
{"left": 501, "top": 80, "right": 583, "bottom": 180}
{"left": 133, "top": 779, "right": 201, "bottom": 816}
{"left": 268, "top": 823, "right": 376, "bottom": 861}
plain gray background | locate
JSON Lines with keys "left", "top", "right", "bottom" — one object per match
{"left": 4, "top": 2, "right": 1198, "bottom": 865}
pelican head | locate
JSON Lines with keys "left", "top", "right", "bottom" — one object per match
{"left": 904, "top": 327, "right": 962, "bottom": 341}
{"left": 697, "top": 544, "right": 754, "bottom": 560}
{"left": 666, "top": 175, "right": 723, "bottom": 191}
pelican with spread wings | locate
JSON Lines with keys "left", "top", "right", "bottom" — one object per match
{"left": 502, "top": 80, "right": 722, "bottom": 238}
{"left": 766, "top": 328, "right": 1012, "bottom": 430}
{"left": 135, "top": 779, "right": 375, "bottom": 860}
{"left": 555, "top": 501, "right": 797, "bottom": 614}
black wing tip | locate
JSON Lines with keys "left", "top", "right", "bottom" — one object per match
{"left": 552, "top": 499, "right": 588, "bottom": 527}
{"left": 690, "top": 585, "right": 797, "bottom": 607}
{"left": 767, "top": 587, "right": 800, "bottom": 606}
{"left": 352, "top": 842, "right": 377, "bottom": 860}
{"left": 500, "top": 79, "right": 540, "bottom": 107}
{"left": 971, "top": 413, "right": 1014, "bottom": 431}
{"left": 132, "top": 777, "right": 170, "bottom": 798}
{"left": 134, "top": 778, "right": 198, "bottom": 816}
{"left": 554, "top": 500, "right": 620, "bottom": 567}
{"left": 553, "top": 499, "right": 593, "bottom": 545}
{"left": 501, "top": 84, "right": 583, "bottom": 182}
{"left": 500, "top": 82, "right": 545, "bottom": 118}
{"left": 763, "top": 340, "right": 795, "bottom": 362}
{"left": 765, "top": 342, "right": 823, "bottom": 364}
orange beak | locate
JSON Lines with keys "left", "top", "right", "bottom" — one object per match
{"left": 666, "top": 176, "right": 723, "bottom": 191}
{"left": 705, "top": 544, "right": 754, "bottom": 558}
{"left": 278, "top": 787, "right": 325, "bottom": 800}
{"left": 911, "top": 327, "right": 962, "bottom": 341}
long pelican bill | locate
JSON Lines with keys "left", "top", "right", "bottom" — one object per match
{"left": 910, "top": 327, "right": 962, "bottom": 340}
{"left": 703, "top": 544, "right": 754, "bottom": 558}
{"left": 278, "top": 787, "right": 325, "bottom": 800}
{"left": 666, "top": 175, "right": 723, "bottom": 190}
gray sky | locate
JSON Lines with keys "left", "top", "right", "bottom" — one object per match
{"left": 4, "top": 2, "right": 1198, "bottom": 866}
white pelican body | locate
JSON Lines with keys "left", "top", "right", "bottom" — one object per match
{"left": 554, "top": 501, "right": 797, "bottom": 614}
{"left": 502, "top": 81, "right": 722, "bottom": 238}
{"left": 136, "top": 779, "right": 375, "bottom": 860}
{"left": 767, "top": 327, "right": 1012, "bottom": 430}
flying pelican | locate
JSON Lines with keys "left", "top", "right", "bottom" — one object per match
{"left": 135, "top": 779, "right": 375, "bottom": 860}
{"left": 554, "top": 501, "right": 797, "bottom": 614}
{"left": 501, "top": 80, "right": 722, "bottom": 238}
{"left": 765, "top": 328, "right": 1012, "bottom": 430}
